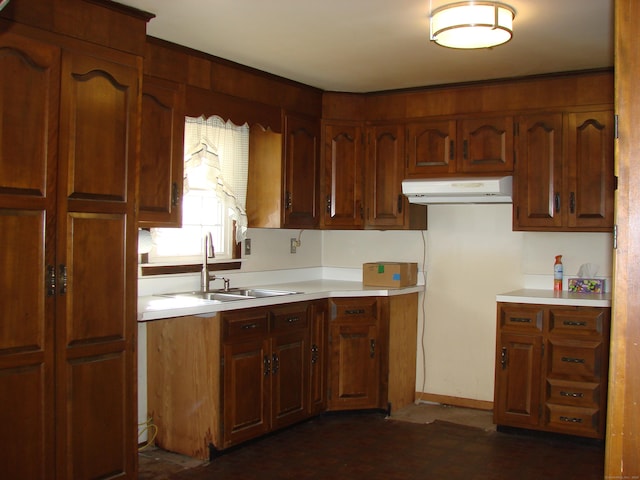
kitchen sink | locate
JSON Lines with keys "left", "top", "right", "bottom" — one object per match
{"left": 161, "top": 288, "right": 300, "bottom": 302}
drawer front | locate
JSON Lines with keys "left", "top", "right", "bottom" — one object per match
{"left": 223, "top": 311, "right": 269, "bottom": 341}
{"left": 547, "top": 340, "right": 603, "bottom": 381}
{"left": 546, "top": 378, "right": 601, "bottom": 408}
{"left": 498, "top": 303, "right": 543, "bottom": 333}
{"left": 545, "top": 404, "right": 601, "bottom": 438}
{"left": 330, "top": 298, "right": 377, "bottom": 320}
{"left": 270, "top": 304, "right": 309, "bottom": 332}
{"left": 548, "top": 307, "right": 607, "bottom": 338}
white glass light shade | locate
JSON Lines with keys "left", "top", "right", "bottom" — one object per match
{"left": 430, "top": 2, "right": 515, "bottom": 49}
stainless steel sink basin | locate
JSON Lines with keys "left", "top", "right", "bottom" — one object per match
{"left": 161, "top": 288, "right": 300, "bottom": 302}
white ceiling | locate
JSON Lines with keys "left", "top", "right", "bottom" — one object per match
{"left": 115, "top": 0, "right": 614, "bottom": 93}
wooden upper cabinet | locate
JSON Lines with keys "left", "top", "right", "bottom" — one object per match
{"left": 459, "top": 115, "right": 514, "bottom": 173}
{"left": 406, "top": 115, "right": 513, "bottom": 177}
{"left": 322, "top": 122, "right": 364, "bottom": 228}
{"left": 406, "top": 120, "right": 456, "bottom": 176}
{"left": 138, "top": 75, "right": 185, "bottom": 228}
{"left": 284, "top": 113, "right": 320, "bottom": 228}
{"left": 365, "top": 124, "right": 406, "bottom": 228}
{"left": 514, "top": 110, "right": 614, "bottom": 231}
{"left": 566, "top": 110, "right": 614, "bottom": 230}
{"left": 514, "top": 113, "right": 564, "bottom": 229}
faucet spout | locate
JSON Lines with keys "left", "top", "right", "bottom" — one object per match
{"left": 201, "top": 232, "right": 215, "bottom": 292}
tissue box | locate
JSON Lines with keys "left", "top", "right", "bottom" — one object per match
{"left": 568, "top": 278, "right": 605, "bottom": 294}
{"left": 363, "top": 262, "right": 417, "bottom": 288}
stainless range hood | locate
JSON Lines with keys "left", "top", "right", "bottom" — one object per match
{"left": 401, "top": 176, "right": 513, "bottom": 204}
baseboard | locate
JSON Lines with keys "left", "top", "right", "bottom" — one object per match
{"left": 414, "top": 392, "right": 493, "bottom": 411}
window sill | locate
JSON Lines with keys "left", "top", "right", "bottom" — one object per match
{"left": 140, "top": 260, "right": 242, "bottom": 277}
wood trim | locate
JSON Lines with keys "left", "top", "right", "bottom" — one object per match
{"left": 140, "top": 262, "right": 241, "bottom": 276}
{"left": 415, "top": 392, "right": 493, "bottom": 411}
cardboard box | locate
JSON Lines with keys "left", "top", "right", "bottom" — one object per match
{"left": 362, "top": 262, "right": 418, "bottom": 288}
{"left": 568, "top": 278, "right": 606, "bottom": 294}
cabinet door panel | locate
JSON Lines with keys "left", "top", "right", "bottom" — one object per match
{"left": 65, "top": 352, "right": 127, "bottom": 479}
{"left": 0, "top": 36, "right": 60, "bottom": 199}
{"left": 323, "top": 124, "right": 363, "bottom": 227}
{"left": 139, "top": 75, "right": 185, "bottom": 227}
{"left": 460, "top": 116, "right": 514, "bottom": 173}
{"left": 514, "top": 113, "right": 563, "bottom": 229}
{"left": 271, "top": 330, "right": 308, "bottom": 430}
{"left": 59, "top": 51, "right": 138, "bottom": 204}
{"left": 223, "top": 338, "right": 271, "bottom": 447}
{"left": 329, "top": 321, "right": 379, "bottom": 410}
{"left": 566, "top": 111, "right": 614, "bottom": 229}
{"left": 494, "top": 333, "right": 542, "bottom": 427}
{"left": 309, "top": 301, "right": 328, "bottom": 415}
{"left": 284, "top": 114, "right": 320, "bottom": 228}
{"left": 366, "top": 124, "right": 405, "bottom": 228}
{"left": 406, "top": 120, "right": 456, "bottom": 175}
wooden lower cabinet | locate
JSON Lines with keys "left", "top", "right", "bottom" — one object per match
{"left": 494, "top": 302, "right": 610, "bottom": 439}
{"left": 327, "top": 294, "right": 418, "bottom": 413}
{"left": 147, "top": 294, "right": 418, "bottom": 459}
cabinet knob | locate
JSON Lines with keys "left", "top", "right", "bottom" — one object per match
{"left": 171, "top": 182, "right": 180, "bottom": 207}
{"left": 263, "top": 355, "right": 271, "bottom": 376}
{"left": 500, "top": 347, "right": 508, "bottom": 369}
{"left": 370, "top": 339, "right": 376, "bottom": 358}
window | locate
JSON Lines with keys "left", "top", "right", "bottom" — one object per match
{"left": 148, "top": 115, "right": 249, "bottom": 264}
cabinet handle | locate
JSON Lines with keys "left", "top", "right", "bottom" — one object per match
{"left": 370, "top": 339, "right": 376, "bottom": 358}
{"left": 285, "top": 191, "right": 292, "bottom": 210}
{"left": 463, "top": 139, "right": 468, "bottom": 160}
{"left": 171, "top": 182, "right": 180, "bottom": 207}
{"left": 561, "top": 356, "right": 585, "bottom": 364}
{"left": 241, "top": 323, "right": 258, "bottom": 330}
{"left": 563, "top": 321, "right": 587, "bottom": 327}
{"left": 59, "top": 264, "right": 67, "bottom": 295}
{"left": 500, "top": 347, "right": 508, "bottom": 369}
{"left": 560, "top": 391, "right": 584, "bottom": 398}
{"left": 559, "top": 416, "right": 583, "bottom": 424}
{"left": 510, "top": 317, "right": 531, "bottom": 323}
{"left": 272, "top": 354, "right": 279, "bottom": 375}
{"left": 326, "top": 195, "right": 331, "bottom": 214}
{"left": 311, "top": 344, "right": 319, "bottom": 365}
{"left": 263, "top": 355, "right": 271, "bottom": 376}
{"left": 569, "top": 191, "right": 576, "bottom": 214}
{"left": 397, "top": 194, "right": 403, "bottom": 214}
{"left": 47, "top": 265, "right": 56, "bottom": 297}
{"left": 345, "top": 309, "right": 365, "bottom": 315}
{"left": 286, "top": 316, "right": 299, "bottom": 324}
{"left": 554, "top": 193, "right": 561, "bottom": 213}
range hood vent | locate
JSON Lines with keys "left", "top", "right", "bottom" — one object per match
{"left": 402, "top": 176, "right": 513, "bottom": 204}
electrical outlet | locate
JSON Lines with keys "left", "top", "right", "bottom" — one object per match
{"left": 290, "top": 238, "right": 297, "bottom": 254}
{"left": 244, "top": 238, "right": 251, "bottom": 255}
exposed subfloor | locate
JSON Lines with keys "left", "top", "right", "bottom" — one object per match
{"left": 139, "top": 403, "right": 603, "bottom": 480}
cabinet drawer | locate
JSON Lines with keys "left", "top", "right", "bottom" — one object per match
{"left": 548, "top": 308, "right": 606, "bottom": 338}
{"left": 330, "top": 298, "right": 377, "bottom": 320}
{"left": 546, "top": 378, "right": 601, "bottom": 407}
{"left": 547, "top": 339, "right": 603, "bottom": 380}
{"left": 498, "top": 304, "right": 543, "bottom": 333}
{"left": 270, "top": 304, "right": 309, "bottom": 332}
{"left": 545, "top": 404, "right": 601, "bottom": 437}
{"left": 223, "top": 311, "right": 269, "bottom": 341}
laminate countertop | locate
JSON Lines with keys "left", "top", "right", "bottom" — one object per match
{"left": 496, "top": 288, "right": 612, "bottom": 307}
{"left": 138, "top": 280, "right": 424, "bottom": 322}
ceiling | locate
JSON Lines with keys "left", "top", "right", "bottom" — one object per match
{"left": 114, "top": 0, "right": 614, "bottom": 93}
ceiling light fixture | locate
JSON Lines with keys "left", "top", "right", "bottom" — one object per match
{"left": 430, "top": 1, "right": 516, "bottom": 49}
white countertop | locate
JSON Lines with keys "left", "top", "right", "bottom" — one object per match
{"left": 496, "top": 288, "right": 612, "bottom": 307}
{"left": 138, "top": 279, "right": 424, "bottom": 322}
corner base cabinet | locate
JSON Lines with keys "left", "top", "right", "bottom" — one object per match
{"left": 494, "top": 302, "right": 610, "bottom": 439}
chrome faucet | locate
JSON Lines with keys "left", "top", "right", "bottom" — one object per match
{"left": 201, "top": 232, "right": 215, "bottom": 292}
{"left": 201, "top": 232, "right": 230, "bottom": 292}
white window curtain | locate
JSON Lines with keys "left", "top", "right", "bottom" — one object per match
{"left": 183, "top": 115, "right": 249, "bottom": 242}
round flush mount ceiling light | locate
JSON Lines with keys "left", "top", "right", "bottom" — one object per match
{"left": 430, "top": 1, "right": 516, "bottom": 49}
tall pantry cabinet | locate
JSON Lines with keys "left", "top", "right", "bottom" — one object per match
{"left": 0, "top": 4, "right": 147, "bottom": 478}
